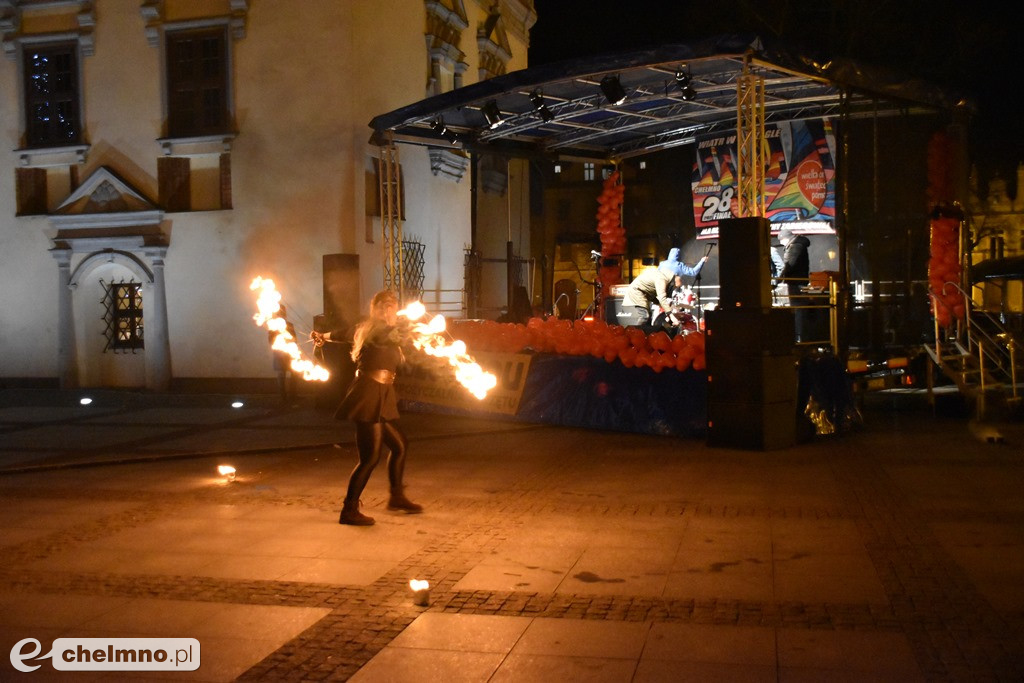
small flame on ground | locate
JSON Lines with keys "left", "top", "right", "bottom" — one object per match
{"left": 217, "top": 465, "right": 236, "bottom": 482}
{"left": 409, "top": 579, "right": 430, "bottom": 591}
{"left": 250, "top": 276, "right": 330, "bottom": 382}
{"left": 398, "top": 302, "right": 497, "bottom": 399}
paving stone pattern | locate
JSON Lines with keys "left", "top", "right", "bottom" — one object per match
{"left": 1, "top": 399, "right": 1023, "bottom": 681}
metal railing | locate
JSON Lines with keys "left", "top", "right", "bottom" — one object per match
{"left": 691, "top": 278, "right": 838, "bottom": 349}
{"left": 930, "top": 281, "right": 1020, "bottom": 400}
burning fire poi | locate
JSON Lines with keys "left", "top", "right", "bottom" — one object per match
{"left": 398, "top": 302, "right": 497, "bottom": 399}
{"left": 250, "top": 276, "right": 330, "bottom": 381}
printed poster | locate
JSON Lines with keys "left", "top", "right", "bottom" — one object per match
{"left": 691, "top": 119, "right": 837, "bottom": 238}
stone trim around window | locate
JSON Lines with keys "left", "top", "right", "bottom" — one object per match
{"left": 1, "top": 1, "right": 96, "bottom": 59}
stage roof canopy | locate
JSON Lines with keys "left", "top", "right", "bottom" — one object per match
{"left": 369, "top": 35, "right": 964, "bottom": 162}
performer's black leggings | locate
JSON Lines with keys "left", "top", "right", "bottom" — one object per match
{"left": 345, "top": 420, "right": 408, "bottom": 503}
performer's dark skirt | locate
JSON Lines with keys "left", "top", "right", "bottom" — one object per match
{"left": 335, "top": 377, "right": 400, "bottom": 422}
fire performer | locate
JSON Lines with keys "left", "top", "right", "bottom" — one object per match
{"left": 311, "top": 290, "right": 422, "bottom": 525}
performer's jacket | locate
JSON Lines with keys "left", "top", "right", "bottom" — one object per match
{"left": 334, "top": 323, "right": 403, "bottom": 423}
{"left": 624, "top": 266, "right": 674, "bottom": 311}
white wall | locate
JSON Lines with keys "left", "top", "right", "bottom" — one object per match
{"left": 0, "top": 0, "right": 534, "bottom": 384}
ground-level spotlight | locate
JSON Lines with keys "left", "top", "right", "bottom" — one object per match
{"left": 217, "top": 465, "right": 237, "bottom": 482}
{"left": 79, "top": 397, "right": 93, "bottom": 405}
{"left": 409, "top": 579, "right": 430, "bottom": 606}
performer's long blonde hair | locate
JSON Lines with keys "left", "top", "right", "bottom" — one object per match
{"left": 351, "top": 290, "right": 399, "bottom": 362}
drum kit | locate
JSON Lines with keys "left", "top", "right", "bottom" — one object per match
{"left": 654, "top": 284, "right": 705, "bottom": 333}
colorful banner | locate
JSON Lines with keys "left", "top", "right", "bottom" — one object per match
{"left": 397, "top": 351, "right": 532, "bottom": 415}
{"left": 691, "top": 119, "right": 837, "bottom": 238}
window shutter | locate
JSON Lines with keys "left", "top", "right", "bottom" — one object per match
{"left": 158, "top": 156, "right": 191, "bottom": 211}
{"left": 16, "top": 167, "right": 48, "bottom": 215}
{"left": 219, "top": 152, "right": 232, "bottom": 209}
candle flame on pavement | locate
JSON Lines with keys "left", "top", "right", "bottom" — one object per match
{"left": 409, "top": 579, "right": 430, "bottom": 591}
{"left": 398, "top": 302, "right": 497, "bottom": 399}
{"left": 250, "top": 276, "right": 330, "bottom": 382}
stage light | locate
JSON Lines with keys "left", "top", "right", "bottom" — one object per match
{"left": 430, "top": 117, "right": 459, "bottom": 144}
{"left": 676, "top": 66, "right": 697, "bottom": 101}
{"left": 530, "top": 89, "right": 554, "bottom": 122}
{"left": 482, "top": 100, "right": 504, "bottom": 129}
{"left": 600, "top": 74, "right": 627, "bottom": 105}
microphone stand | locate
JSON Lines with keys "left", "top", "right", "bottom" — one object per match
{"left": 581, "top": 252, "right": 602, "bottom": 320}
{"left": 694, "top": 242, "right": 715, "bottom": 328}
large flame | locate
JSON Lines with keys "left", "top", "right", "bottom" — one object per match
{"left": 250, "top": 276, "right": 330, "bottom": 382}
{"left": 398, "top": 302, "right": 497, "bottom": 399}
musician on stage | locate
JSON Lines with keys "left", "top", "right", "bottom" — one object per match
{"left": 622, "top": 248, "right": 706, "bottom": 330}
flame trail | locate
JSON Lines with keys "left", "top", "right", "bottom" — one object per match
{"left": 398, "top": 302, "right": 497, "bottom": 399}
{"left": 250, "top": 276, "right": 330, "bottom": 382}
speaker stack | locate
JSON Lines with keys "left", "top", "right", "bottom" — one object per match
{"left": 706, "top": 217, "right": 798, "bottom": 450}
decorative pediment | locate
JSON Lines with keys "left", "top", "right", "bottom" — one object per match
{"left": 51, "top": 166, "right": 164, "bottom": 237}
{"left": 56, "top": 167, "right": 155, "bottom": 214}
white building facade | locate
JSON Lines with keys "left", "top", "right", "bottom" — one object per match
{"left": 0, "top": 0, "right": 535, "bottom": 390}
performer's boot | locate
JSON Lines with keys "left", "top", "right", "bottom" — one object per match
{"left": 339, "top": 499, "right": 374, "bottom": 526}
{"left": 387, "top": 487, "right": 423, "bottom": 514}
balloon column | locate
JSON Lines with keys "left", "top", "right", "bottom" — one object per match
{"left": 928, "top": 212, "right": 964, "bottom": 329}
{"left": 925, "top": 130, "right": 965, "bottom": 330}
{"left": 595, "top": 170, "right": 626, "bottom": 303}
{"left": 450, "top": 317, "right": 706, "bottom": 373}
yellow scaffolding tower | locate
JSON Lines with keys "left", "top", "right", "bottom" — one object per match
{"left": 736, "top": 59, "right": 767, "bottom": 218}
{"left": 379, "top": 136, "right": 405, "bottom": 302}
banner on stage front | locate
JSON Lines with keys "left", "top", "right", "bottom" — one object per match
{"left": 397, "top": 351, "right": 532, "bottom": 416}
{"left": 691, "top": 119, "right": 836, "bottom": 238}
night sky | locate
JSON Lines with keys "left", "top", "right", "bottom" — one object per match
{"left": 529, "top": 0, "right": 1022, "bottom": 193}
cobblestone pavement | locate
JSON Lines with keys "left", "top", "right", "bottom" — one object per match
{"left": 1, "top": 390, "right": 1023, "bottom": 681}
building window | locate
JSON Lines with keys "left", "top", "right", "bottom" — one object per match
{"left": 166, "top": 27, "right": 229, "bottom": 138}
{"left": 584, "top": 163, "right": 595, "bottom": 181}
{"left": 103, "top": 280, "right": 144, "bottom": 352}
{"left": 23, "top": 42, "right": 81, "bottom": 147}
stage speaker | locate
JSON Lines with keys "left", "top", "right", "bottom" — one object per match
{"left": 604, "top": 296, "right": 628, "bottom": 325}
{"left": 706, "top": 353, "right": 798, "bottom": 405}
{"left": 704, "top": 308, "right": 795, "bottom": 356}
{"left": 704, "top": 306, "right": 799, "bottom": 450}
{"left": 323, "top": 253, "right": 360, "bottom": 332}
{"left": 707, "top": 399, "right": 797, "bottom": 450}
{"left": 717, "top": 217, "right": 772, "bottom": 309}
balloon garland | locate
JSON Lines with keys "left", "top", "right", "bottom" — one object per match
{"left": 450, "top": 317, "right": 706, "bottom": 373}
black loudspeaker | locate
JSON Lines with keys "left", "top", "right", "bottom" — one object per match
{"left": 318, "top": 254, "right": 360, "bottom": 410}
{"left": 322, "top": 253, "right": 360, "bottom": 332}
{"left": 706, "top": 400, "right": 798, "bottom": 450}
{"left": 704, "top": 307, "right": 798, "bottom": 450}
{"left": 604, "top": 296, "right": 627, "bottom": 325}
{"left": 704, "top": 308, "right": 795, "bottom": 356}
{"left": 717, "top": 217, "right": 772, "bottom": 309}
{"left": 706, "top": 353, "right": 798, "bottom": 405}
